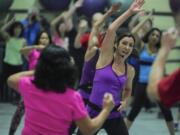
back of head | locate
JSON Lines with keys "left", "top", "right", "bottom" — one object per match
{"left": 33, "top": 45, "right": 77, "bottom": 93}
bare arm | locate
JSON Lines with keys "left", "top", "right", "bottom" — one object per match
{"left": 0, "top": 17, "right": 16, "bottom": 41}
{"left": 97, "top": 0, "right": 145, "bottom": 68}
{"left": 131, "top": 10, "right": 153, "bottom": 35}
{"left": 131, "top": 10, "right": 154, "bottom": 51}
{"left": 128, "top": 13, "right": 140, "bottom": 31}
{"left": 74, "top": 19, "right": 88, "bottom": 49}
{"left": 76, "top": 93, "right": 115, "bottom": 135}
{"left": 88, "top": 3, "right": 121, "bottom": 50}
{"left": 7, "top": 70, "right": 34, "bottom": 92}
{"left": 147, "top": 28, "right": 178, "bottom": 101}
{"left": 84, "top": 3, "right": 121, "bottom": 61}
{"left": 20, "top": 45, "right": 44, "bottom": 60}
{"left": 51, "top": 0, "right": 83, "bottom": 31}
{"left": 118, "top": 65, "right": 135, "bottom": 111}
{"left": 76, "top": 110, "right": 110, "bottom": 135}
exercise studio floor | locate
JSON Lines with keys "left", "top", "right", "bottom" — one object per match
{"left": 0, "top": 103, "right": 179, "bottom": 135}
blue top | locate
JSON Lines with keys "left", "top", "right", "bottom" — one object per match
{"left": 139, "top": 44, "right": 156, "bottom": 83}
{"left": 21, "top": 19, "right": 41, "bottom": 45}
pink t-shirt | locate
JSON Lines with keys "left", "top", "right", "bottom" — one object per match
{"left": 28, "top": 49, "right": 41, "bottom": 70}
{"left": 18, "top": 76, "right": 88, "bottom": 135}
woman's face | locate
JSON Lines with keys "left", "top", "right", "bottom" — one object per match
{"left": 14, "top": 25, "right": 22, "bottom": 37}
{"left": 138, "top": 21, "right": 152, "bottom": 39}
{"left": 117, "top": 36, "right": 135, "bottom": 59}
{"left": 143, "top": 20, "right": 152, "bottom": 32}
{"left": 39, "top": 32, "right": 50, "bottom": 46}
{"left": 148, "top": 30, "right": 161, "bottom": 45}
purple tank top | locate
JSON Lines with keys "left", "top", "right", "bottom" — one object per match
{"left": 88, "top": 63, "right": 128, "bottom": 119}
{"left": 78, "top": 50, "right": 99, "bottom": 99}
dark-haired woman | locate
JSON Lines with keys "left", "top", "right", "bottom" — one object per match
{"left": 126, "top": 28, "right": 175, "bottom": 135}
{"left": 77, "top": 1, "right": 144, "bottom": 135}
{"left": 7, "top": 45, "right": 115, "bottom": 135}
{"left": 20, "top": 31, "right": 52, "bottom": 70}
{"left": 51, "top": 0, "right": 83, "bottom": 50}
{"left": 69, "top": 4, "right": 120, "bottom": 134}
{"left": 0, "top": 18, "right": 26, "bottom": 102}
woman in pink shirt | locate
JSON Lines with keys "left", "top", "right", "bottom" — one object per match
{"left": 20, "top": 30, "right": 52, "bottom": 70}
{"left": 7, "top": 45, "right": 115, "bottom": 135}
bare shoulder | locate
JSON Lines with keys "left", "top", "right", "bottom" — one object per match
{"left": 127, "top": 64, "right": 135, "bottom": 78}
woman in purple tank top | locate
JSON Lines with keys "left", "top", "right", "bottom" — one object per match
{"left": 77, "top": 0, "right": 144, "bottom": 135}
{"left": 78, "top": 3, "right": 121, "bottom": 105}
{"left": 68, "top": 4, "right": 121, "bottom": 135}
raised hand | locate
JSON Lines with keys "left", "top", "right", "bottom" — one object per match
{"left": 161, "top": 28, "right": 179, "bottom": 50}
{"left": 108, "top": 3, "right": 121, "bottom": 15}
{"left": 129, "top": 0, "right": 145, "bottom": 14}
{"left": 75, "top": 0, "right": 84, "bottom": 8}
{"left": 78, "top": 19, "right": 88, "bottom": 34}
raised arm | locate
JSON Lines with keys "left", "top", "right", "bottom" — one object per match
{"left": 131, "top": 10, "right": 153, "bottom": 35}
{"left": 97, "top": 0, "right": 145, "bottom": 67}
{"left": 0, "top": 17, "right": 16, "bottom": 41}
{"left": 131, "top": 10, "right": 153, "bottom": 51}
{"left": 74, "top": 19, "right": 88, "bottom": 49}
{"left": 118, "top": 65, "right": 135, "bottom": 112}
{"left": 128, "top": 12, "right": 141, "bottom": 31}
{"left": 147, "top": 28, "right": 178, "bottom": 101}
{"left": 88, "top": 3, "right": 121, "bottom": 49}
{"left": 84, "top": 3, "right": 121, "bottom": 61}
{"left": 51, "top": 0, "right": 83, "bottom": 32}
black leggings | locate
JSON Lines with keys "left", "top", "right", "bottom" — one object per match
{"left": 9, "top": 100, "right": 25, "bottom": 135}
{"left": 77, "top": 116, "right": 128, "bottom": 135}
{"left": 127, "top": 83, "right": 173, "bottom": 122}
{"left": 0, "top": 62, "right": 22, "bottom": 101}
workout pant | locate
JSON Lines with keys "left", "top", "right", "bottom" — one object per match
{"left": 9, "top": 100, "right": 25, "bottom": 135}
{"left": 128, "top": 83, "right": 173, "bottom": 122}
{"left": 77, "top": 116, "right": 129, "bottom": 135}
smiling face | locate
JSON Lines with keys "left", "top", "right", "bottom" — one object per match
{"left": 116, "top": 36, "right": 135, "bottom": 59}
{"left": 39, "top": 32, "right": 50, "bottom": 46}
